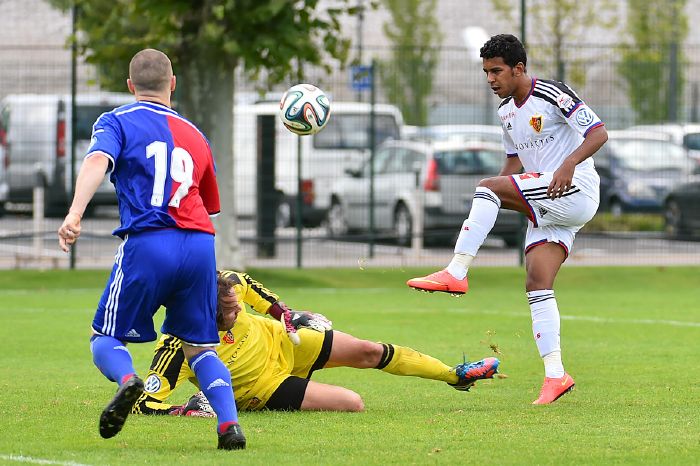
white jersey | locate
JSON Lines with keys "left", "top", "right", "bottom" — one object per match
{"left": 499, "top": 78, "right": 603, "bottom": 202}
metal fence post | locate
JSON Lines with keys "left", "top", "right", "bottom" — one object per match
{"left": 411, "top": 168, "right": 423, "bottom": 256}
{"left": 33, "top": 165, "right": 44, "bottom": 266}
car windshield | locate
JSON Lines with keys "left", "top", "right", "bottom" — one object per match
{"left": 434, "top": 148, "right": 503, "bottom": 175}
{"left": 683, "top": 133, "right": 700, "bottom": 151}
{"left": 76, "top": 105, "right": 118, "bottom": 140}
{"left": 608, "top": 139, "right": 689, "bottom": 170}
{"left": 314, "top": 113, "right": 400, "bottom": 150}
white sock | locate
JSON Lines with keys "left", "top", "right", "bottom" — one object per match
{"left": 527, "top": 289, "right": 565, "bottom": 378}
{"left": 543, "top": 350, "right": 565, "bottom": 379}
{"left": 448, "top": 187, "right": 501, "bottom": 279}
{"left": 446, "top": 254, "right": 473, "bottom": 280}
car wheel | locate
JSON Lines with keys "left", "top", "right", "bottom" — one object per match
{"left": 664, "top": 199, "right": 685, "bottom": 238}
{"left": 610, "top": 199, "right": 624, "bottom": 217}
{"left": 326, "top": 201, "right": 348, "bottom": 238}
{"left": 393, "top": 204, "right": 412, "bottom": 247}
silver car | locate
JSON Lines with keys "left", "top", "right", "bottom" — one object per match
{"left": 326, "top": 139, "right": 521, "bottom": 246}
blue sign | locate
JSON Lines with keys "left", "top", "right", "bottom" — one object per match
{"left": 350, "top": 65, "right": 373, "bottom": 91}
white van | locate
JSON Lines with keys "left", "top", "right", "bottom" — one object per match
{"left": 233, "top": 101, "right": 403, "bottom": 226}
{"left": 0, "top": 92, "right": 134, "bottom": 215}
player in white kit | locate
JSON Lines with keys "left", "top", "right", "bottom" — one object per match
{"left": 407, "top": 34, "right": 608, "bottom": 404}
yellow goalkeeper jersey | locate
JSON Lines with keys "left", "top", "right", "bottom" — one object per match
{"left": 134, "top": 270, "right": 310, "bottom": 412}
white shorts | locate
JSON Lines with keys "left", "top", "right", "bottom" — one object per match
{"left": 509, "top": 172, "right": 599, "bottom": 257}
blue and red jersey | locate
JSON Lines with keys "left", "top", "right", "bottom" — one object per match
{"left": 86, "top": 100, "right": 220, "bottom": 237}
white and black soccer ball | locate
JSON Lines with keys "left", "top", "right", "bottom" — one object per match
{"left": 279, "top": 84, "right": 331, "bottom": 136}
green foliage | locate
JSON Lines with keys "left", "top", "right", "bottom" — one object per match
{"left": 618, "top": 0, "right": 688, "bottom": 124}
{"left": 0, "top": 267, "right": 699, "bottom": 463}
{"left": 50, "top": 0, "right": 351, "bottom": 90}
{"left": 490, "top": 0, "right": 618, "bottom": 86}
{"left": 46, "top": 1, "right": 359, "bottom": 268}
{"left": 377, "top": 0, "right": 443, "bottom": 126}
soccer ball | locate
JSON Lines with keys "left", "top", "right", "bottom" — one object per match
{"left": 279, "top": 84, "right": 331, "bottom": 136}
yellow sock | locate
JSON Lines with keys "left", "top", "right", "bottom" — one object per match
{"left": 375, "top": 343, "right": 457, "bottom": 384}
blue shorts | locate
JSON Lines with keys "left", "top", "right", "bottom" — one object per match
{"left": 92, "top": 229, "right": 219, "bottom": 345}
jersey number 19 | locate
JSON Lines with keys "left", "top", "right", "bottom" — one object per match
{"left": 146, "top": 140, "right": 194, "bottom": 208}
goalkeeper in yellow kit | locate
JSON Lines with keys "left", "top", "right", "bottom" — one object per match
{"left": 133, "top": 270, "right": 500, "bottom": 415}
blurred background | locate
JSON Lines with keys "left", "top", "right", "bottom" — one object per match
{"left": 0, "top": 0, "right": 698, "bottom": 270}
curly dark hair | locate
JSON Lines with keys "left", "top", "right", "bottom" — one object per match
{"left": 480, "top": 34, "right": 527, "bottom": 68}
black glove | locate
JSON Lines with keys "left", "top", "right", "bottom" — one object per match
{"left": 169, "top": 391, "right": 216, "bottom": 418}
{"left": 289, "top": 310, "right": 333, "bottom": 332}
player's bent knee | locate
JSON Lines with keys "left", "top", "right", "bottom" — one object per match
{"left": 478, "top": 176, "right": 499, "bottom": 189}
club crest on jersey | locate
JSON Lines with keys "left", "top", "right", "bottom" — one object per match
{"left": 223, "top": 330, "right": 235, "bottom": 344}
{"left": 529, "top": 114, "right": 544, "bottom": 133}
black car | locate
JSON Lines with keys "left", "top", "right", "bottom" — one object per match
{"left": 664, "top": 176, "right": 700, "bottom": 238}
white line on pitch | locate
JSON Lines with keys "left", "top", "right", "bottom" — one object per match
{"left": 0, "top": 455, "right": 92, "bottom": 466}
{"left": 445, "top": 308, "right": 700, "bottom": 328}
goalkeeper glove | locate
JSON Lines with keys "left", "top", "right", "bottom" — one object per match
{"left": 169, "top": 391, "right": 216, "bottom": 418}
{"left": 289, "top": 310, "right": 333, "bottom": 333}
{"left": 268, "top": 301, "right": 300, "bottom": 345}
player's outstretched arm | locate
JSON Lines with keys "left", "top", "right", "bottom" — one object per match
{"left": 58, "top": 153, "right": 110, "bottom": 252}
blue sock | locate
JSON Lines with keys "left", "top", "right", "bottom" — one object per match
{"left": 90, "top": 335, "right": 136, "bottom": 385}
{"left": 189, "top": 350, "right": 238, "bottom": 429}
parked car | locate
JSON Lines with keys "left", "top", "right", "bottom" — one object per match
{"left": 233, "top": 100, "right": 403, "bottom": 227}
{"left": 404, "top": 124, "right": 502, "bottom": 144}
{"left": 326, "top": 139, "right": 521, "bottom": 246}
{"left": 0, "top": 93, "right": 134, "bottom": 216}
{"left": 663, "top": 176, "right": 700, "bottom": 238}
{"left": 628, "top": 123, "right": 700, "bottom": 173}
{"left": 596, "top": 131, "right": 693, "bottom": 215}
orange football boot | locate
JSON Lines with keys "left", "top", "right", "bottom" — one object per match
{"left": 406, "top": 269, "right": 468, "bottom": 295}
{"left": 532, "top": 373, "right": 575, "bottom": 405}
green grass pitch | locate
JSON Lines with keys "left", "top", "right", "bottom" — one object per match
{"left": 0, "top": 266, "right": 698, "bottom": 465}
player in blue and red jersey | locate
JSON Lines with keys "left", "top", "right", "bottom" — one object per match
{"left": 57, "top": 49, "right": 245, "bottom": 450}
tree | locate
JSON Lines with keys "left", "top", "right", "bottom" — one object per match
{"left": 378, "top": 0, "right": 442, "bottom": 126}
{"left": 618, "top": 0, "right": 688, "bottom": 124}
{"left": 49, "top": 0, "right": 355, "bottom": 268}
{"left": 490, "top": 0, "right": 618, "bottom": 85}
